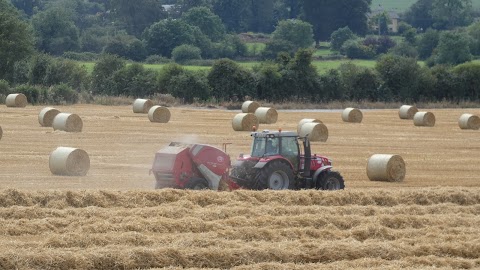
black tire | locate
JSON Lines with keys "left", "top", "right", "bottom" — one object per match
{"left": 317, "top": 171, "right": 345, "bottom": 190}
{"left": 254, "top": 160, "right": 294, "bottom": 190}
{"left": 186, "top": 178, "right": 210, "bottom": 190}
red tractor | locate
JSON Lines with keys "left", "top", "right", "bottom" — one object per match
{"left": 151, "top": 130, "right": 344, "bottom": 191}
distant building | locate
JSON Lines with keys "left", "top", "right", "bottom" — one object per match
{"left": 369, "top": 9, "right": 400, "bottom": 33}
{"left": 162, "top": 5, "right": 175, "bottom": 12}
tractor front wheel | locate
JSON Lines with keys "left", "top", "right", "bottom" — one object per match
{"left": 186, "top": 178, "right": 210, "bottom": 190}
{"left": 317, "top": 171, "right": 345, "bottom": 190}
{"left": 254, "top": 161, "right": 294, "bottom": 190}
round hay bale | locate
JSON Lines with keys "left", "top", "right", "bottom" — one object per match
{"left": 458, "top": 113, "right": 480, "bottom": 130}
{"left": 398, "top": 105, "right": 418, "bottom": 119}
{"left": 297, "top": 118, "right": 323, "bottom": 134}
{"left": 241, "top": 101, "right": 260, "bottom": 113}
{"left": 5, "top": 93, "right": 27, "bottom": 108}
{"left": 367, "top": 154, "right": 406, "bottom": 182}
{"left": 232, "top": 113, "right": 259, "bottom": 131}
{"left": 133, "top": 98, "right": 154, "bottom": 113}
{"left": 148, "top": 106, "right": 171, "bottom": 123}
{"left": 49, "top": 147, "right": 90, "bottom": 176}
{"left": 299, "top": 122, "right": 328, "bottom": 142}
{"left": 52, "top": 113, "right": 83, "bottom": 132}
{"left": 413, "top": 111, "right": 435, "bottom": 127}
{"left": 342, "top": 108, "right": 363, "bottom": 123}
{"left": 255, "top": 107, "right": 278, "bottom": 124}
{"left": 38, "top": 107, "right": 61, "bottom": 127}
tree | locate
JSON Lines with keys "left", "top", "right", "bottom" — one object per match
{"left": 301, "top": 0, "right": 371, "bottom": 44}
{"left": 91, "top": 54, "right": 126, "bottom": 94}
{"left": 251, "top": 0, "right": 275, "bottom": 33}
{"left": 403, "top": 0, "right": 434, "bottom": 31}
{"left": 213, "top": 0, "right": 252, "bottom": 32}
{"left": 143, "top": 19, "right": 196, "bottom": 57}
{"left": 467, "top": 21, "right": 480, "bottom": 55}
{"left": 172, "top": 45, "right": 202, "bottom": 64}
{"left": 430, "top": 0, "right": 473, "bottom": 30}
{"left": 330, "top": 26, "right": 356, "bottom": 51}
{"left": 181, "top": 7, "right": 225, "bottom": 42}
{"left": 435, "top": 31, "right": 472, "bottom": 65}
{"left": 271, "top": 19, "right": 314, "bottom": 49}
{"left": 0, "top": 0, "right": 34, "bottom": 81}
{"left": 207, "top": 58, "right": 255, "bottom": 101}
{"left": 169, "top": 70, "right": 211, "bottom": 103}
{"left": 416, "top": 29, "right": 440, "bottom": 60}
{"left": 32, "top": 6, "right": 80, "bottom": 55}
{"left": 110, "top": 0, "right": 166, "bottom": 37}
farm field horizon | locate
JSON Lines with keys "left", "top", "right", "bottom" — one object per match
{"left": 1, "top": 104, "right": 479, "bottom": 269}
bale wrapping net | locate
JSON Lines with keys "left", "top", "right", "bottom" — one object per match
{"left": 5, "top": 93, "right": 28, "bottom": 108}
{"left": 241, "top": 101, "right": 260, "bottom": 113}
{"left": 458, "top": 113, "right": 480, "bottom": 130}
{"left": 133, "top": 99, "right": 154, "bottom": 114}
{"left": 38, "top": 107, "right": 61, "bottom": 127}
{"left": 342, "top": 108, "right": 363, "bottom": 123}
{"left": 232, "top": 113, "right": 259, "bottom": 131}
{"left": 413, "top": 112, "right": 435, "bottom": 127}
{"left": 297, "top": 118, "right": 323, "bottom": 134}
{"left": 148, "top": 106, "right": 171, "bottom": 123}
{"left": 298, "top": 122, "right": 328, "bottom": 142}
{"left": 52, "top": 113, "right": 83, "bottom": 132}
{"left": 49, "top": 147, "right": 90, "bottom": 176}
{"left": 367, "top": 154, "right": 406, "bottom": 182}
{"left": 398, "top": 105, "right": 418, "bottom": 119}
{"left": 255, "top": 107, "right": 278, "bottom": 124}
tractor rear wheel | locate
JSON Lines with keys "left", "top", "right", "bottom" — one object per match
{"left": 186, "top": 178, "right": 210, "bottom": 190}
{"left": 254, "top": 161, "right": 294, "bottom": 190}
{"left": 318, "top": 171, "right": 345, "bottom": 190}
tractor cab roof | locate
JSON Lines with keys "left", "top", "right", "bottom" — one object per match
{"left": 251, "top": 130, "right": 298, "bottom": 138}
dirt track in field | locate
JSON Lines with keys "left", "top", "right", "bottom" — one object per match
{"left": 0, "top": 104, "right": 479, "bottom": 269}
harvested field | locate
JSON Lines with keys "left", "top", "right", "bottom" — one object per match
{"left": 0, "top": 105, "right": 480, "bottom": 269}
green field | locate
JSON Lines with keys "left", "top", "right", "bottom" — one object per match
{"left": 372, "top": 0, "right": 480, "bottom": 11}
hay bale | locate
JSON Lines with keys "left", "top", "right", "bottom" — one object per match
{"left": 38, "top": 107, "right": 61, "bottom": 127}
{"left": 49, "top": 147, "right": 90, "bottom": 176}
{"left": 342, "top": 108, "right": 363, "bottom": 123}
{"left": 241, "top": 101, "right": 260, "bottom": 113}
{"left": 297, "top": 118, "right": 322, "bottom": 134}
{"left": 458, "top": 113, "right": 480, "bottom": 130}
{"left": 413, "top": 111, "right": 435, "bottom": 127}
{"left": 132, "top": 98, "right": 154, "bottom": 113}
{"left": 232, "top": 113, "right": 259, "bottom": 131}
{"left": 399, "top": 105, "right": 418, "bottom": 119}
{"left": 255, "top": 107, "right": 278, "bottom": 124}
{"left": 148, "top": 106, "right": 171, "bottom": 123}
{"left": 52, "top": 113, "right": 83, "bottom": 132}
{"left": 367, "top": 154, "right": 406, "bottom": 182}
{"left": 299, "top": 122, "right": 328, "bottom": 142}
{"left": 5, "top": 93, "right": 27, "bottom": 107}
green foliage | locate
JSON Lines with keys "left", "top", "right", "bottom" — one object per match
{"left": 338, "top": 62, "right": 381, "bottom": 101}
{"left": 43, "top": 58, "right": 89, "bottom": 91}
{"left": 262, "top": 39, "right": 296, "bottom": 60}
{"left": 362, "top": 36, "right": 396, "bottom": 55}
{"left": 49, "top": 83, "right": 78, "bottom": 104}
{"left": 90, "top": 54, "right": 126, "bottom": 94}
{"left": 110, "top": 0, "right": 166, "bottom": 37}
{"left": 13, "top": 84, "right": 48, "bottom": 104}
{"left": 254, "top": 62, "right": 282, "bottom": 101}
{"left": 397, "top": 22, "right": 414, "bottom": 35}
{"left": 0, "top": 0, "right": 34, "bottom": 81}
{"left": 157, "top": 63, "right": 186, "bottom": 93}
{"left": 416, "top": 29, "right": 440, "bottom": 60}
{"left": 330, "top": 27, "right": 356, "bottom": 51}
{"left": 431, "top": 0, "right": 473, "bottom": 30}
{"left": 271, "top": 19, "right": 314, "bottom": 49}
{"left": 402, "top": 28, "right": 417, "bottom": 44}
{"left": 467, "top": 21, "right": 480, "bottom": 56}
{"left": 169, "top": 70, "right": 211, "bottom": 103}
{"left": 181, "top": 6, "right": 226, "bottom": 42}
{"left": 29, "top": 54, "right": 53, "bottom": 85}
{"left": 452, "top": 62, "right": 480, "bottom": 100}
{"left": 212, "top": 34, "right": 247, "bottom": 59}
{"left": 403, "top": 0, "right": 434, "bottom": 31}
{"left": 62, "top": 52, "right": 99, "bottom": 61}
{"left": 79, "top": 27, "right": 110, "bottom": 53}
{"left": 0, "top": 79, "right": 9, "bottom": 97}
{"left": 430, "top": 65, "right": 461, "bottom": 100}
{"left": 341, "top": 40, "right": 375, "bottom": 60}
{"left": 207, "top": 58, "right": 255, "bottom": 101}
{"left": 172, "top": 45, "right": 202, "bottom": 64}
{"left": 143, "top": 19, "right": 196, "bottom": 57}
{"left": 110, "top": 63, "right": 158, "bottom": 97}
{"left": 389, "top": 42, "right": 419, "bottom": 58}
{"left": 435, "top": 31, "right": 472, "bottom": 65}
{"left": 213, "top": 0, "right": 252, "bottom": 32}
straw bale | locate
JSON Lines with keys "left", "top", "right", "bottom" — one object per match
{"left": 398, "top": 105, "right": 418, "bottom": 119}
{"left": 38, "top": 107, "right": 61, "bottom": 127}
{"left": 148, "top": 106, "right": 171, "bottom": 123}
{"left": 458, "top": 113, "right": 480, "bottom": 130}
{"left": 413, "top": 111, "right": 435, "bottom": 127}
{"left": 232, "top": 113, "right": 259, "bottom": 131}
{"left": 52, "top": 113, "right": 83, "bottom": 132}
{"left": 367, "top": 154, "right": 406, "bottom": 182}
{"left": 255, "top": 107, "right": 278, "bottom": 124}
{"left": 298, "top": 122, "right": 328, "bottom": 142}
{"left": 297, "top": 118, "right": 323, "bottom": 134}
{"left": 5, "top": 93, "right": 27, "bottom": 107}
{"left": 49, "top": 147, "right": 90, "bottom": 176}
{"left": 132, "top": 99, "right": 154, "bottom": 114}
{"left": 342, "top": 108, "right": 363, "bottom": 123}
{"left": 241, "top": 101, "right": 260, "bottom": 113}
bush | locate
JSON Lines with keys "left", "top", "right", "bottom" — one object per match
{"left": 29, "top": 54, "right": 53, "bottom": 85}
{"left": 157, "top": 63, "right": 186, "bottom": 93}
{"left": 111, "top": 64, "right": 159, "bottom": 97}
{"left": 389, "top": 41, "right": 419, "bottom": 58}
{"left": 169, "top": 70, "right": 211, "bottom": 103}
{"left": 145, "top": 55, "right": 171, "bottom": 64}
{"left": 452, "top": 62, "right": 480, "bottom": 100}
{"left": 208, "top": 58, "right": 255, "bottom": 101}
{"left": 172, "top": 44, "right": 202, "bottom": 64}
{"left": 262, "top": 39, "right": 296, "bottom": 60}
{"left": 62, "top": 51, "right": 99, "bottom": 61}
{"left": 341, "top": 39, "right": 375, "bottom": 59}
{"left": 90, "top": 54, "right": 126, "bottom": 95}
{"left": 49, "top": 83, "right": 78, "bottom": 104}
{"left": 212, "top": 34, "right": 248, "bottom": 59}
{"left": 44, "top": 59, "right": 89, "bottom": 91}
{"left": 0, "top": 79, "right": 9, "bottom": 97}
{"left": 330, "top": 26, "right": 356, "bottom": 51}
{"left": 14, "top": 84, "right": 48, "bottom": 104}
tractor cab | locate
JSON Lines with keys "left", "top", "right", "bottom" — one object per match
{"left": 249, "top": 130, "right": 300, "bottom": 170}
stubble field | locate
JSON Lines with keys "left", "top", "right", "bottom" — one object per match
{"left": 0, "top": 104, "right": 479, "bottom": 269}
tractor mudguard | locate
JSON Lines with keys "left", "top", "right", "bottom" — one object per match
{"left": 312, "top": 165, "right": 333, "bottom": 180}
{"left": 253, "top": 161, "right": 268, "bottom": 169}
